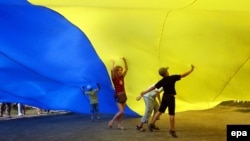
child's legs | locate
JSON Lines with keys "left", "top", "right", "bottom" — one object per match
{"left": 153, "top": 100, "right": 160, "bottom": 119}
{"left": 90, "top": 104, "right": 95, "bottom": 118}
{"left": 111, "top": 102, "right": 125, "bottom": 123}
{"left": 117, "top": 102, "right": 126, "bottom": 125}
{"left": 150, "top": 98, "right": 168, "bottom": 125}
{"left": 93, "top": 103, "right": 100, "bottom": 118}
{"left": 141, "top": 97, "right": 154, "bottom": 124}
{"left": 168, "top": 97, "right": 176, "bottom": 130}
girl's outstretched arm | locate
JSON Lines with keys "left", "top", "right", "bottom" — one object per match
{"left": 122, "top": 57, "right": 128, "bottom": 77}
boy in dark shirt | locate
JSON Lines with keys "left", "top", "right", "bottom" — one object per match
{"left": 138, "top": 65, "right": 194, "bottom": 137}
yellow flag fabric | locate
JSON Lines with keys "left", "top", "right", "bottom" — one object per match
{"left": 29, "top": 0, "right": 250, "bottom": 115}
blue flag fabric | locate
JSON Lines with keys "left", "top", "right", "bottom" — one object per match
{"left": 0, "top": 0, "right": 137, "bottom": 115}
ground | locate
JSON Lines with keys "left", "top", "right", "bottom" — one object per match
{"left": 0, "top": 102, "right": 250, "bottom": 141}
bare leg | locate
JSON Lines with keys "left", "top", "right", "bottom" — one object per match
{"left": 137, "top": 122, "right": 143, "bottom": 128}
{"left": 117, "top": 103, "right": 126, "bottom": 129}
{"left": 109, "top": 102, "right": 125, "bottom": 128}
{"left": 169, "top": 115, "right": 175, "bottom": 131}
{"left": 169, "top": 115, "right": 177, "bottom": 137}
{"left": 151, "top": 111, "right": 162, "bottom": 125}
{"left": 148, "top": 111, "right": 162, "bottom": 132}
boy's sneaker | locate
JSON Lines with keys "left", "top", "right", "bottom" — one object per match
{"left": 169, "top": 130, "right": 178, "bottom": 138}
{"left": 136, "top": 125, "right": 145, "bottom": 132}
{"left": 152, "top": 125, "right": 160, "bottom": 130}
{"left": 148, "top": 124, "right": 154, "bottom": 132}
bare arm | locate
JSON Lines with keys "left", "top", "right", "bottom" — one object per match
{"left": 122, "top": 57, "right": 128, "bottom": 77}
{"left": 136, "top": 86, "right": 156, "bottom": 101}
{"left": 180, "top": 64, "right": 195, "bottom": 78}
{"left": 141, "top": 86, "right": 155, "bottom": 96}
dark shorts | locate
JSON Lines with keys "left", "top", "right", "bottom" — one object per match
{"left": 114, "top": 92, "right": 127, "bottom": 103}
{"left": 158, "top": 96, "right": 175, "bottom": 115}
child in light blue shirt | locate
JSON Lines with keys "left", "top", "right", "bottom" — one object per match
{"left": 82, "top": 83, "right": 101, "bottom": 122}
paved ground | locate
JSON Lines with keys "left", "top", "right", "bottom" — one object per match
{"left": 0, "top": 104, "right": 250, "bottom": 141}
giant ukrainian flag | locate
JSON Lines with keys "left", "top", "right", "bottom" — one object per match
{"left": 0, "top": 0, "right": 249, "bottom": 115}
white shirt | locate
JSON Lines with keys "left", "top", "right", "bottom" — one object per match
{"left": 143, "top": 86, "right": 162, "bottom": 98}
